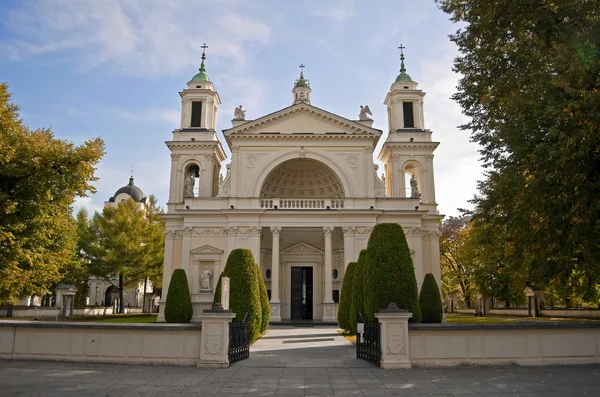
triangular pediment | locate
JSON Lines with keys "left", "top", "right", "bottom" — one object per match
{"left": 281, "top": 241, "right": 324, "bottom": 255}
{"left": 223, "top": 103, "right": 381, "bottom": 138}
{"left": 190, "top": 244, "right": 223, "bottom": 255}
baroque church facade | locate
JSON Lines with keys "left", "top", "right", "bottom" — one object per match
{"left": 158, "top": 49, "right": 442, "bottom": 322}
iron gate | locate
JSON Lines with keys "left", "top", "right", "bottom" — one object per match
{"left": 356, "top": 312, "right": 381, "bottom": 366}
{"left": 228, "top": 312, "right": 250, "bottom": 364}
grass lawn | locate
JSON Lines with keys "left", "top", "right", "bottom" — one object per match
{"left": 95, "top": 315, "right": 157, "bottom": 323}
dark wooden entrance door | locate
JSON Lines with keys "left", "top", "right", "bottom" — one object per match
{"left": 291, "top": 267, "right": 313, "bottom": 320}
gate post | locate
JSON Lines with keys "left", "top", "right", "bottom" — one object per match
{"left": 198, "top": 306, "right": 236, "bottom": 368}
{"left": 375, "top": 303, "right": 412, "bottom": 369}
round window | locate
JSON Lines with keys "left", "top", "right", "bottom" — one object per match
{"left": 265, "top": 269, "right": 271, "bottom": 280}
{"left": 332, "top": 269, "right": 338, "bottom": 280}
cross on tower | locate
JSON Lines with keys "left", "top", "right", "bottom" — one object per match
{"left": 398, "top": 44, "right": 406, "bottom": 54}
{"left": 130, "top": 165, "right": 135, "bottom": 177}
{"left": 299, "top": 64, "right": 305, "bottom": 72}
{"left": 201, "top": 43, "right": 208, "bottom": 52}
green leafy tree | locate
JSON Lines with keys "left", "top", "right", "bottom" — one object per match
{"left": 0, "top": 82, "right": 104, "bottom": 304}
{"left": 364, "top": 224, "right": 421, "bottom": 323}
{"left": 164, "top": 269, "right": 192, "bottom": 323}
{"left": 438, "top": 0, "right": 600, "bottom": 301}
{"left": 350, "top": 250, "right": 367, "bottom": 333}
{"left": 419, "top": 273, "right": 444, "bottom": 323}
{"left": 337, "top": 261, "right": 356, "bottom": 332}
{"left": 440, "top": 215, "right": 477, "bottom": 307}
{"left": 84, "top": 198, "right": 164, "bottom": 313}
{"left": 213, "top": 249, "right": 262, "bottom": 342}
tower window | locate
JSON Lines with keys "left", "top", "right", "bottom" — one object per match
{"left": 191, "top": 101, "right": 202, "bottom": 127}
{"left": 403, "top": 102, "right": 414, "bottom": 128}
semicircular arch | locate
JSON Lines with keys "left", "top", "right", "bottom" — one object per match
{"left": 253, "top": 151, "right": 351, "bottom": 198}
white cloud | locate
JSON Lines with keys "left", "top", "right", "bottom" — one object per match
{"left": 1, "top": 0, "right": 271, "bottom": 77}
{"left": 309, "top": 2, "right": 357, "bottom": 21}
{"left": 106, "top": 107, "right": 180, "bottom": 125}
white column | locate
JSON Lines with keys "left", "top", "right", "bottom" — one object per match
{"left": 200, "top": 154, "right": 213, "bottom": 198}
{"left": 157, "top": 230, "right": 175, "bottom": 322}
{"left": 270, "top": 226, "right": 281, "bottom": 322}
{"left": 181, "top": 227, "right": 193, "bottom": 292}
{"left": 424, "top": 154, "right": 436, "bottom": 204}
{"left": 342, "top": 227, "right": 356, "bottom": 273}
{"left": 366, "top": 147, "right": 375, "bottom": 197}
{"left": 323, "top": 227, "right": 336, "bottom": 322}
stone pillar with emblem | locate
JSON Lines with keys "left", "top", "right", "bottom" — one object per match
{"left": 376, "top": 303, "right": 412, "bottom": 369}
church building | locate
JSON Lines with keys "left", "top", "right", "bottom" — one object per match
{"left": 158, "top": 48, "right": 442, "bottom": 322}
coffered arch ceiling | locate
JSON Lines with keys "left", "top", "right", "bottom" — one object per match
{"left": 260, "top": 159, "right": 344, "bottom": 199}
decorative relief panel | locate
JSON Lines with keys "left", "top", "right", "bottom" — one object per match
{"left": 195, "top": 228, "right": 222, "bottom": 235}
{"left": 386, "top": 324, "right": 405, "bottom": 355}
{"left": 204, "top": 323, "right": 223, "bottom": 355}
{"left": 245, "top": 154, "right": 258, "bottom": 168}
{"left": 346, "top": 154, "right": 359, "bottom": 168}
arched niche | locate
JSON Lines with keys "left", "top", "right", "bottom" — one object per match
{"left": 259, "top": 158, "right": 345, "bottom": 199}
{"left": 402, "top": 160, "right": 423, "bottom": 199}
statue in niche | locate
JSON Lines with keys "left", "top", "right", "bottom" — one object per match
{"left": 234, "top": 105, "right": 246, "bottom": 120}
{"left": 410, "top": 174, "right": 421, "bottom": 199}
{"left": 184, "top": 172, "right": 195, "bottom": 198}
{"left": 359, "top": 105, "right": 372, "bottom": 121}
{"left": 200, "top": 266, "right": 213, "bottom": 291}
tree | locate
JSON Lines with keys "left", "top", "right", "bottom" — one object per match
{"left": 364, "top": 224, "right": 421, "bottom": 323}
{"left": 419, "top": 273, "right": 444, "bottom": 323}
{"left": 84, "top": 198, "right": 164, "bottom": 313}
{"left": 438, "top": 0, "right": 600, "bottom": 301}
{"left": 337, "top": 261, "right": 356, "bottom": 332}
{"left": 440, "top": 215, "right": 477, "bottom": 307}
{"left": 0, "top": 82, "right": 104, "bottom": 304}
{"left": 350, "top": 250, "right": 367, "bottom": 333}
{"left": 213, "top": 249, "right": 263, "bottom": 342}
{"left": 256, "top": 265, "right": 270, "bottom": 332}
{"left": 164, "top": 269, "right": 192, "bottom": 323}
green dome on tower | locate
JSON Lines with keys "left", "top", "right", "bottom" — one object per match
{"left": 294, "top": 71, "right": 310, "bottom": 88}
{"left": 394, "top": 49, "right": 413, "bottom": 83}
{"left": 191, "top": 45, "right": 211, "bottom": 82}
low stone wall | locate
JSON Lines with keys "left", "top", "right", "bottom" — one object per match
{"left": 542, "top": 309, "right": 600, "bottom": 319}
{"left": 489, "top": 309, "right": 528, "bottom": 317}
{"left": 409, "top": 322, "right": 600, "bottom": 366}
{"left": 0, "top": 307, "right": 60, "bottom": 318}
{"left": 454, "top": 309, "right": 476, "bottom": 315}
{"left": 0, "top": 321, "right": 202, "bottom": 365}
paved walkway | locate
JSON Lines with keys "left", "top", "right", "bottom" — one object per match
{"left": 1, "top": 325, "right": 600, "bottom": 396}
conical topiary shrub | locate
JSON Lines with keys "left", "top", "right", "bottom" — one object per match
{"left": 419, "top": 273, "right": 443, "bottom": 323}
{"left": 364, "top": 223, "right": 421, "bottom": 323}
{"left": 164, "top": 269, "right": 193, "bottom": 323}
{"left": 337, "top": 261, "right": 357, "bottom": 332}
{"left": 256, "top": 265, "right": 270, "bottom": 332}
{"left": 350, "top": 249, "right": 367, "bottom": 333}
{"left": 213, "top": 249, "right": 262, "bottom": 342}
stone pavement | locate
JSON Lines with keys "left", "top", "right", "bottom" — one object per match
{"left": 1, "top": 325, "right": 600, "bottom": 396}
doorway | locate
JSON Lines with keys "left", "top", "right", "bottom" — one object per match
{"left": 291, "top": 267, "right": 313, "bottom": 320}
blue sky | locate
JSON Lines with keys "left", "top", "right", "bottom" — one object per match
{"left": 0, "top": 0, "right": 481, "bottom": 217}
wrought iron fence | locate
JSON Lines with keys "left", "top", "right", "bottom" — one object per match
{"left": 228, "top": 312, "right": 250, "bottom": 364}
{"left": 356, "top": 312, "right": 381, "bottom": 366}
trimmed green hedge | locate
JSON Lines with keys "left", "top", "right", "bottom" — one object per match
{"left": 350, "top": 249, "right": 367, "bottom": 333}
{"left": 213, "top": 249, "right": 262, "bottom": 342}
{"left": 364, "top": 223, "right": 422, "bottom": 323}
{"left": 164, "top": 269, "right": 193, "bottom": 323}
{"left": 419, "top": 273, "right": 443, "bottom": 323}
{"left": 256, "top": 266, "right": 270, "bottom": 332}
{"left": 337, "top": 261, "right": 357, "bottom": 332}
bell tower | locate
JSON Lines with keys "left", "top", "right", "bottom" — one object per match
{"left": 179, "top": 44, "right": 221, "bottom": 130}
{"left": 166, "top": 44, "right": 226, "bottom": 205}
{"left": 379, "top": 46, "right": 439, "bottom": 209}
